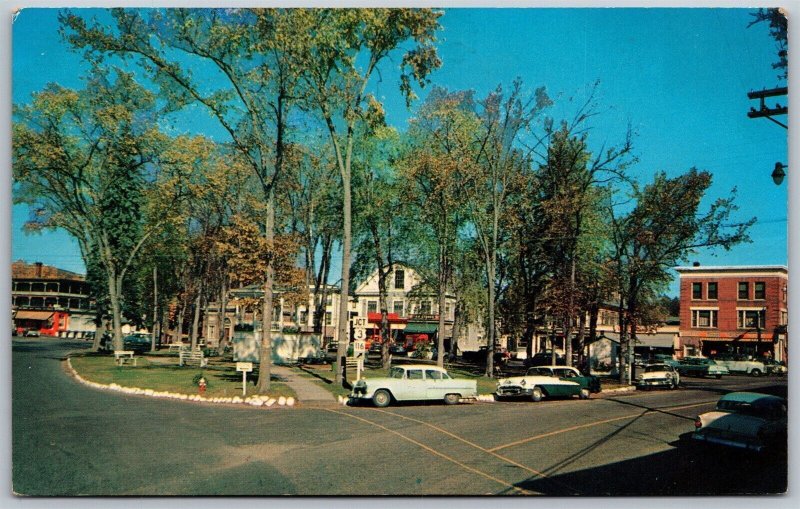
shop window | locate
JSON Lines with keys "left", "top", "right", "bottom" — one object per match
{"left": 754, "top": 282, "right": 766, "bottom": 300}
{"left": 738, "top": 309, "right": 765, "bottom": 329}
{"left": 691, "top": 309, "right": 718, "bottom": 328}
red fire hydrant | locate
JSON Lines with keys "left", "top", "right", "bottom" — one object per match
{"left": 198, "top": 377, "right": 207, "bottom": 395}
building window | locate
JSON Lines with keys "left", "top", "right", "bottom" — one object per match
{"left": 738, "top": 282, "right": 749, "bottom": 300}
{"left": 780, "top": 311, "right": 788, "bottom": 326}
{"left": 691, "top": 309, "right": 718, "bottom": 328}
{"left": 692, "top": 282, "right": 702, "bottom": 300}
{"left": 445, "top": 303, "right": 451, "bottom": 319}
{"left": 392, "top": 300, "right": 404, "bottom": 316}
{"left": 754, "top": 282, "right": 766, "bottom": 300}
{"left": 325, "top": 312, "right": 332, "bottom": 326}
{"left": 738, "top": 309, "right": 765, "bottom": 329}
{"left": 367, "top": 300, "right": 378, "bottom": 314}
{"left": 394, "top": 270, "right": 405, "bottom": 290}
{"left": 419, "top": 300, "right": 431, "bottom": 314}
{"left": 707, "top": 282, "right": 718, "bottom": 300}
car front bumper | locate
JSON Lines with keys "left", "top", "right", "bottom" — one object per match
{"left": 636, "top": 378, "right": 673, "bottom": 388}
{"left": 495, "top": 385, "right": 533, "bottom": 397}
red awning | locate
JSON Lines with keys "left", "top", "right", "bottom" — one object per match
{"left": 14, "top": 310, "right": 54, "bottom": 321}
{"left": 367, "top": 312, "right": 408, "bottom": 324}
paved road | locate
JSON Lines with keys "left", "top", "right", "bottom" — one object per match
{"left": 12, "top": 338, "right": 788, "bottom": 496}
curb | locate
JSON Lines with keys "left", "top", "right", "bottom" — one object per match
{"left": 600, "top": 386, "right": 637, "bottom": 395}
{"left": 65, "top": 357, "right": 298, "bottom": 409}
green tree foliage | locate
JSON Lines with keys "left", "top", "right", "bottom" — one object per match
{"left": 295, "top": 8, "right": 443, "bottom": 384}
{"left": 13, "top": 68, "right": 173, "bottom": 351}
{"left": 611, "top": 169, "right": 754, "bottom": 383}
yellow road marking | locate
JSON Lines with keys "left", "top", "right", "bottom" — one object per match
{"left": 324, "top": 408, "right": 534, "bottom": 495}
{"left": 371, "top": 408, "right": 580, "bottom": 494}
{"left": 489, "top": 399, "right": 718, "bottom": 453}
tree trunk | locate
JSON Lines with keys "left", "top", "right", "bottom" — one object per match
{"left": 107, "top": 269, "right": 123, "bottom": 351}
{"left": 151, "top": 265, "right": 159, "bottom": 352}
{"left": 485, "top": 255, "right": 496, "bottom": 377}
{"left": 190, "top": 289, "right": 202, "bottom": 350}
{"left": 433, "top": 241, "right": 445, "bottom": 366}
{"left": 218, "top": 279, "right": 229, "bottom": 349}
{"left": 335, "top": 157, "right": 352, "bottom": 386}
{"left": 256, "top": 188, "right": 276, "bottom": 394}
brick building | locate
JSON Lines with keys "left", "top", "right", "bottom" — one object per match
{"left": 11, "top": 261, "right": 96, "bottom": 337}
{"left": 675, "top": 265, "right": 788, "bottom": 362}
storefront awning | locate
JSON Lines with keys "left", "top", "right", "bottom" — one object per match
{"left": 686, "top": 336, "right": 773, "bottom": 343}
{"left": 367, "top": 312, "right": 408, "bottom": 324}
{"left": 403, "top": 322, "right": 438, "bottom": 334}
{"left": 14, "top": 310, "right": 54, "bottom": 321}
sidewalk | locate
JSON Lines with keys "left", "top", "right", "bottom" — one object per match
{"left": 271, "top": 365, "right": 338, "bottom": 406}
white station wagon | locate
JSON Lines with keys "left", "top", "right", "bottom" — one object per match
{"left": 349, "top": 364, "right": 478, "bottom": 407}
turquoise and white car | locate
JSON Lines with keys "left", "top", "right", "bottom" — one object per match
{"left": 495, "top": 366, "right": 601, "bottom": 402}
{"left": 349, "top": 365, "right": 477, "bottom": 407}
{"left": 676, "top": 357, "right": 729, "bottom": 379}
{"left": 692, "top": 392, "right": 787, "bottom": 453}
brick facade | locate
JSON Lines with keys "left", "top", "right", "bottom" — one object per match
{"left": 676, "top": 266, "right": 788, "bottom": 362}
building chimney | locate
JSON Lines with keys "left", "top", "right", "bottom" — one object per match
{"left": 692, "top": 261, "right": 700, "bottom": 267}
{"left": 35, "top": 262, "right": 43, "bottom": 277}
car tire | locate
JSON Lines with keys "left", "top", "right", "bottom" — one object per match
{"left": 579, "top": 388, "right": 590, "bottom": 399}
{"left": 444, "top": 393, "right": 460, "bottom": 405}
{"left": 715, "top": 374, "right": 722, "bottom": 379}
{"left": 372, "top": 390, "right": 392, "bottom": 408}
{"left": 531, "top": 387, "right": 543, "bottom": 402}
{"left": 750, "top": 369, "right": 762, "bottom": 377}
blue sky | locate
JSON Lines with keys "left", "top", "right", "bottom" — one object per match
{"left": 10, "top": 7, "right": 788, "bottom": 295}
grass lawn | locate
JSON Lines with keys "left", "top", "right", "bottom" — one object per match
{"left": 70, "top": 353, "right": 296, "bottom": 399}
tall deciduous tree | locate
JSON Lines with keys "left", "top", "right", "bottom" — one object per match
{"left": 13, "top": 69, "right": 174, "bottom": 351}
{"left": 62, "top": 8, "right": 307, "bottom": 392}
{"left": 611, "top": 169, "right": 754, "bottom": 384}
{"left": 296, "top": 8, "right": 442, "bottom": 384}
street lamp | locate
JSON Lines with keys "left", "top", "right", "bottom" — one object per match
{"left": 771, "top": 162, "right": 787, "bottom": 185}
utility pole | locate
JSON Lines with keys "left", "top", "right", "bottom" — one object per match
{"left": 747, "top": 87, "right": 788, "bottom": 128}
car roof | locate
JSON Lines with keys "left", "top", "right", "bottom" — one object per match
{"left": 397, "top": 364, "right": 445, "bottom": 371}
{"left": 719, "top": 392, "right": 785, "bottom": 404}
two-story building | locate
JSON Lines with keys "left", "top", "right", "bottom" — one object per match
{"left": 11, "top": 261, "right": 96, "bottom": 338}
{"left": 675, "top": 265, "right": 788, "bottom": 362}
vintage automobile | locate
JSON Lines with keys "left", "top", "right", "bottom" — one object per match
{"left": 691, "top": 392, "right": 787, "bottom": 453}
{"left": 712, "top": 355, "right": 766, "bottom": 377}
{"left": 349, "top": 365, "right": 477, "bottom": 407}
{"left": 636, "top": 363, "right": 680, "bottom": 389}
{"left": 763, "top": 359, "right": 787, "bottom": 376}
{"left": 495, "top": 365, "right": 601, "bottom": 402}
{"left": 24, "top": 328, "right": 41, "bottom": 337}
{"left": 122, "top": 333, "right": 152, "bottom": 353}
{"left": 523, "top": 351, "right": 566, "bottom": 368}
{"left": 676, "top": 357, "right": 729, "bottom": 379}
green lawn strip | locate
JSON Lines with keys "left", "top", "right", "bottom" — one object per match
{"left": 70, "top": 353, "right": 295, "bottom": 399}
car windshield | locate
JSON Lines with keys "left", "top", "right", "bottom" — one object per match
{"left": 388, "top": 367, "right": 405, "bottom": 379}
{"left": 526, "top": 368, "right": 553, "bottom": 376}
{"left": 644, "top": 365, "right": 669, "bottom": 372}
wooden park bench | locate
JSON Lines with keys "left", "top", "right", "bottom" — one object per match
{"left": 179, "top": 349, "right": 208, "bottom": 367}
{"left": 167, "top": 343, "right": 189, "bottom": 353}
{"left": 113, "top": 350, "right": 137, "bottom": 367}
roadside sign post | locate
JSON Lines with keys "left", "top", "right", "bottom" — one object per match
{"left": 353, "top": 340, "right": 366, "bottom": 380}
{"left": 236, "top": 362, "right": 253, "bottom": 396}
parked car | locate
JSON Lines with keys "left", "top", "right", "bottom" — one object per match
{"left": 388, "top": 342, "right": 407, "bottom": 355}
{"left": 636, "top": 363, "right": 680, "bottom": 390}
{"left": 349, "top": 364, "right": 477, "bottom": 407}
{"left": 691, "top": 392, "right": 787, "bottom": 453}
{"left": 763, "top": 359, "right": 787, "bottom": 376}
{"left": 122, "top": 333, "right": 152, "bottom": 353}
{"left": 676, "top": 357, "right": 729, "bottom": 379}
{"left": 523, "top": 351, "right": 566, "bottom": 368}
{"left": 712, "top": 355, "right": 766, "bottom": 377}
{"left": 495, "top": 365, "right": 601, "bottom": 402}
{"left": 24, "top": 329, "right": 41, "bottom": 337}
